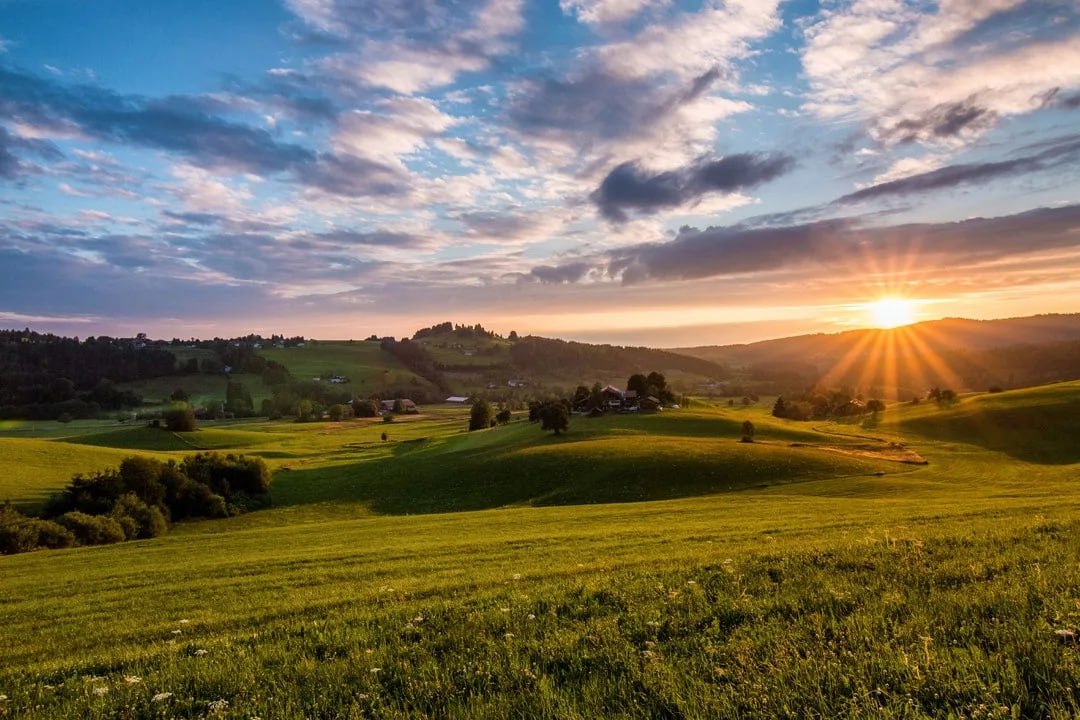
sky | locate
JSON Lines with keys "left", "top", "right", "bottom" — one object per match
{"left": 0, "top": 0, "right": 1078, "bottom": 347}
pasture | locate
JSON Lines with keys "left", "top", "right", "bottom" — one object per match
{"left": 1, "top": 383, "right": 1078, "bottom": 717}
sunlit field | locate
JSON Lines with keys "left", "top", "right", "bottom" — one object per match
{"left": 2, "top": 384, "right": 1079, "bottom": 718}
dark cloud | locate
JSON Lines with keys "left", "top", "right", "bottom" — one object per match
{"left": 162, "top": 210, "right": 223, "bottom": 226}
{"left": 838, "top": 134, "right": 1080, "bottom": 204}
{"left": 882, "top": 100, "right": 997, "bottom": 144}
{"left": 1058, "top": 91, "right": 1080, "bottom": 110}
{"left": 531, "top": 203, "right": 1080, "bottom": 286}
{"left": 508, "top": 67, "right": 720, "bottom": 151}
{"left": 0, "top": 66, "right": 406, "bottom": 197}
{"left": 528, "top": 261, "right": 592, "bottom": 284}
{"left": 592, "top": 152, "right": 795, "bottom": 221}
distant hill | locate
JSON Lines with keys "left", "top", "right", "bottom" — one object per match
{"left": 674, "top": 313, "right": 1080, "bottom": 399}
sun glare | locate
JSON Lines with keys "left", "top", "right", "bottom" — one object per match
{"left": 868, "top": 298, "right": 916, "bottom": 329}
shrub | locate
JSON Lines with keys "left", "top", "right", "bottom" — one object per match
{"left": 328, "top": 404, "right": 349, "bottom": 421}
{"left": 469, "top": 399, "right": 492, "bottom": 431}
{"left": 383, "top": 414, "right": 395, "bottom": 423}
{"left": 111, "top": 493, "right": 169, "bottom": 539}
{"left": 741, "top": 420, "right": 755, "bottom": 443}
{"left": 164, "top": 403, "right": 197, "bottom": 431}
{"left": 496, "top": 408, "right": 512, "bottom": 424}
{"left": 58, "top": 512, "right": 126, "bottom": 545}
{"left": 352, "top": 399, "right": 380, "bottom": 418}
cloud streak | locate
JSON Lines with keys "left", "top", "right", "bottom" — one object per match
{"left": 592, "top": 152, "right": 794, "bottom": 221}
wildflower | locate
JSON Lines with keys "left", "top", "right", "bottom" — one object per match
{"left": 171, "top": 629, "right": 182, "bottom": 635}
{"left": 370, "top": 668, "right": 382, "bottom": 674}
{"left": 686, "top": 580, "right": 697, "bottom": 586}
{"left": 641, "top": 650, "right": 656, "bottom": 660}
{"left": 722, "top": 558, "right": 733, "bottom": 565}
{"left": 644, "top": 641, "right": 656, "bottom": 649}
{"left": 512, "top": 573, "right": 522, "bottom": 581}
{"left": 0, "top": 694, "right": 7, "bottom": 702}
{"left": 412, "top": 615, "right": 424, "bottom": 623}
{"left": 527, "top": 614, "right": 536, "bottom": 621}
{"left": 178, "top": 619, "right": 190, "bottom": 625}
{"left": 151, "top": 692, "right": 173, "bottom": 702}
{"left": 504, "top": 632, "right": 515, "bottom": 640}
{"left": 194, "top": 649, "right": 209, "bottom": 656}
{"left": 500, "top": 607, "right": 510, "bottom": 613}
{"left": 364, "top": 649, "right": 374, "bottom": 655}
{"left": 123, "top": 676, "right": 142, "bottom": 684}
{"left": 208, "top": 698, "right": 229, "bottom": 713}
{"left": 92, "top": 686, "right": 109, "bottom": 696}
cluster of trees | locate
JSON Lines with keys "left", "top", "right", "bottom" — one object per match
{"left": 467, "top": 399, "right": 513, "bottom": 430}
{"left": 413, "top": 322, "right": 498, "bottom": 340}
{"left": 0, "top": 453, "right": 271, "bottom": 555}
{"left": 627, "top": 372, "right": 676, "bottom": 404}
{"left": 0, "top": 332, "right": 177, "bottom": 419}
{"left": 771, "top": 390, "right": 886, "bottom": 421}
{"left": 508, "top": 337, "right": 725, "bottom": 380}
{"left": 927, "top": 387, "right": 959, "bottom": 406}
{"left": 528, "top": 399, "right": 570, "bottom": 434}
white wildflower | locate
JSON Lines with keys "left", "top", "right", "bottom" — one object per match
{"left": 0, "top": 694, "right": 7, "bottom": 702}
{"left": 512, "top": 573, "right": 522, "bottom": 581}
{"left": 370, "top": 667, "right": 382, "bottom": 674}
{"left": 92, "top": 686, "right": 109, "bottom": 696}
{"left": 527, "top": 614, "right": 536, "bottom": 621}
{"left": 504, "top": 632, "right": 515, "bottom": 640}
{"left": 687, "top": 580, "right": 697, "bottom": 585}
{"left": 123, "top": 676, "right": 141, "bottom": 684}
{"left": 171, "top": 629, "right": 182, "bottom": 635}
{"left": 208, "top": 698, "right": 229, "bottom": 713}
{"left": 500, "top": 607, "right": 510, "bottom": 613}
{"left": 151, "top": 692, "right": 173, "bottom": 702}
{"left": 194, "top": 649, "right": 209, "bottom": 656}
{"left": 178, "top": 619, "right": 190, "bottom": 625}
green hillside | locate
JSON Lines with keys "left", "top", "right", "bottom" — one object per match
{"left": 1, "top": 383, "right": 1078, "bottom": 717}
{"left": 258, "top": 340, "right": 438, "bottom": 396}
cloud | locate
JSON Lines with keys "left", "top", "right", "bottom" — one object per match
{"left": 837, "top": 133, "right": 1080, "bottom": 204}
{"left": 0, "top": 124, "right": 61, "bottom": 178}
{"left": 0, "top": 65, "right": 410, "bottom": 198}
{"left": 802, "top": 0, "right": 1080, "bottom": 147}
{"left": 559, "top": 0, "right": 657, "bottom": 25}
{"left": 592, "top": 152, "right": 794, "bottom": 221}
{"left": 289, "top": 0, "right": 524, "bottom": 94}
{"left": 528, "top": 261, "right": 592, "bottom": 284}
{"left": 593, "top": 203, "right": 1080, "bottom": 285}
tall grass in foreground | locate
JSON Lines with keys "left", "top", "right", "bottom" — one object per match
{"left": 1, "top": 520, "right": 1077, "bottom": 719}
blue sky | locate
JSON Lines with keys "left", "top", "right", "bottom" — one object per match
{"left": 1, "top": 0, "right": 1078, "bottom": 345}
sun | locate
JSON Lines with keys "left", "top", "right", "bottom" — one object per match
{"left": 868, "top": 297, "right": 916, "bottom": 329}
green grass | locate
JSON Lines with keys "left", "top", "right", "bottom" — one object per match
{"left": 258, "top": 341, "right": 438, "bottom": 397}
{"left": 0, "top": 438, "right": 169, "bottom": 511}
{"left": 1, "top": 383, "right": 1079, "bottom": 717}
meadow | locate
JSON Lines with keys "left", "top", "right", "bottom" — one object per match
{"left": 0, "top": 383, "right": 1078, "bottom": 717}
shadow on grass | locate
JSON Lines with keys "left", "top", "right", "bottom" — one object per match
{"left": 269, "top": 428, "right": 899, "bottom": 516}
{"left": 900, "top": 400, "right": 1080, "bottom": 464}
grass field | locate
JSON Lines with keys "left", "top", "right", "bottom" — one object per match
{"left": 117, "top": 372, "right": 268, "bottom": 410}
{"left": 1, "top": 383, "right": 1078, "bottom": 717}
{"left": 257, "top": 341, "right": 438, "bottom": 397}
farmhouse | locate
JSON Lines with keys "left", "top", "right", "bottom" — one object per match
{"left": 445, "top": 395, "right": 469, "bottom": 404}
{"left": 380, "top": 399, "right": 418, "bottom": 413}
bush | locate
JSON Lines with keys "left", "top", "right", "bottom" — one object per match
{"left": 383, "top": 414, "right": 395, "bottom": 423}
{"left": 496, "top": 408, "right": 512, "bottom": 424}
{"left": 469, "top": 399, "right": 492, "bottom": 431}
{"left": 0, "top": 507, "right": 74, "bottom": 554}
{"left": 164, "top": 403, "right": 197, "bottom": 431}
{"left": 111, "top": 493, "right": 168, "bottom": 539}
{"left": 352, "top": 399, "right": 380, "bottom": 418}
{"left": 58, "top": 511, "right": 126, "bottom": 545}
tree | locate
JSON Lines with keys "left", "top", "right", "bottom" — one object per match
{"left": 170, "top": 388, "right": 189, "bottom": 403}
{"left": 937, "top": 388, "right": 958, "bottom": 406}
{"left": 508, "top": 330, "right": 518, "bottom": 341}
{"left": 469, "top": 399, "right": 492, "bottom": 431}
{"left": 772, "top": 397, "right": 786, "bottom": 418}
{"left": 164, "top": 403, "right": 197, "bottom": 432}
{"left": 540, "top": 402, "right": 569, "bottom": 435}
{"left": 496, "top": 408, "right": 512, "bottom": 424}
{"left": 328, "top": 404, "right": 348, "bottom": 421}
{"left": 226, "top": 381, "right": 254, "bottom": 416}
{"left": 352, "top": 398, "right": 380, "bottom": 417}
{"left": 866, "top": 399, "right": 886, "bottom": 414}
{"left": 627, "top": 373, "right": 648, "bottom": 397}
{"left": 741, "top": 420, "right": 755, "bottom": 443}
{"left": 295, "top": 399, "right": 314, "bottom": 422}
